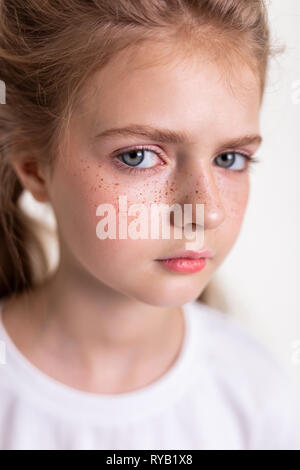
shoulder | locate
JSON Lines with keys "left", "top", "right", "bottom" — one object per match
{"left": 189, "top": 300, "right": 300, "bottom": 419}
{"left": 190, "top": 300, "right": 289, "bottom": 380}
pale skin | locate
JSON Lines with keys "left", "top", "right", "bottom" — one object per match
{"left": 3, "top": 40, "right": 262, "bottom": 394}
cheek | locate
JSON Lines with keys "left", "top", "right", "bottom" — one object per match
{"left": 215, "top": 172, "right": 250, "bottom": 246}
{"left": 49, "top": 159, "right": 176, "bottom": 266}
{"left": 223, "top": 180, "right": 249, "bottom": 218}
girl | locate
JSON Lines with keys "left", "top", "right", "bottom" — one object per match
{"left": 0, "top": 0, "right": 299, "bottom": 450}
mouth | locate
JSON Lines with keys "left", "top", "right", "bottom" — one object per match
{"left": 155, "top": 249, "right": 213, "bottom": 261}
{"left": 155, "top": 255, "right": 210, "bottom": 274}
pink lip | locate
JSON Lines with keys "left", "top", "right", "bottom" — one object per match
{"left": 156, "top": 257, "right": 208, "bottom": 274}
{"left": 155, "top": 249, "right": 212, "bottom": 274}
{"left": 156, "top": 250, "right": 212, "bottom": 261}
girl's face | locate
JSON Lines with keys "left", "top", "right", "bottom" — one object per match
{"left": 44, "top": 42, "right": 262, "bottom": 306}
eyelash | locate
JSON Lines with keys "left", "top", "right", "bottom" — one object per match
{"left": 112, "top": 145, "right": 166, "bottom": 175}
{"left": 112, "top": 145, "right": 260, "bottom": 176}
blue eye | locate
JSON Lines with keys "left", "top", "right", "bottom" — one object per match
{"left": 214, "top": 151, "right": 254, "bottom": 171}
{"left": 112, "top": 146, "right": 260, "bottom": 176}
{"left": 113, "top": 146, "right": 165, "bottom": 175}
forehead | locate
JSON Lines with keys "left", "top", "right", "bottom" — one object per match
{"left": 79, "top": 41, "right": 261, "bottom": 142}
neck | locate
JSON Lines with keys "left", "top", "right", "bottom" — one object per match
{"left": 22, "top": 253, "right": 184, "bottom": 388}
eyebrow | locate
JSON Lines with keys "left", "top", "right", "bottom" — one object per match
{"left": 95, "top": 124, "right": 263, "bottom": 148}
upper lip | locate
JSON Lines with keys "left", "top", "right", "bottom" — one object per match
{"left": 156, "top": 250, "right": 213, "bottom": 260}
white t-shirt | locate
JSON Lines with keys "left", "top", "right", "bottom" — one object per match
{"left": 0, "top": 297, "right": 299, "bottom": 450}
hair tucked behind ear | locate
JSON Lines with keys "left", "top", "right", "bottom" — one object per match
{"left": 0, "top": 151, "right": 49, "bottom": 298}
{"left": 0, "top": 0, "right": 279, "bottom": 302}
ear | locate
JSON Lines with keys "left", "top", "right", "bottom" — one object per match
{"left": 10, "top": 146, "right": 50, "bottom": 204}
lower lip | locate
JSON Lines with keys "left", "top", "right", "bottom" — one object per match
{"left": 156, "top": 257, "right": 207, "bottom": 273}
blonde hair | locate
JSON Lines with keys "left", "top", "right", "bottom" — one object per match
{"left": 0, "top": 0, "right": 274, "bottom": 301}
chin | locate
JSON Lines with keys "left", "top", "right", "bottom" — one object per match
{"left": 130, "top": 286, "right": 203, "bottom": 308}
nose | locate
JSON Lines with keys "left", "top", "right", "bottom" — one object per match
{"left": 170, "top": 165, "right": 226, "bottom": 232}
